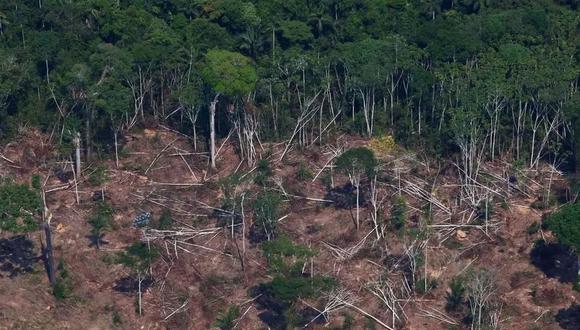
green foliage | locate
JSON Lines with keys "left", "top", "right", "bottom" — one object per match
{"left": 254, "top": 158, "right": 272, "bottom": 186}
{"left": 335, "top": 147, "right": 377, "bottom": 179}
{"left": 219, "top": 173, "right": 244, "bottom": 211}
{"left": 297, "top": 161, "right": 313, "bottom": 181}
{"left": 202, "top": 50, "right": 257, "bottom": 98}
{"left": 112, "top": 309, "right": 123, "bottom": 326}
{"left": 0, "top": 180, "right": 41, "bottom": 233}
{"left": 261, "top": 274, "right": 335, "bottom": 303}
{"left": 415, "top": 277, "right": 438, "bottom": 294}
{"left": 445, "top": 277, "right": 466, "bottom": 312}
{"left": 88, "top": 166, "right": 108, "bottom": 186}
{"left": 156, "top": 209, "right": 173, "bottom": 230}
{"left": 253, "top": 191, "right": 282, "bottom": 240}
{"left": 213, "top": 305, "right": 239, "bottom": 330}
{"left": 53, "top": 260, "right": 73, "bottom": 300}
{"left": 259, "top": 237, "right": 335, "bottom": 304}
{"left": 543, "top": 203, "right": 580, "bottom": 250}
{"left": 262, "top": 237, "right": 315, "bottom": 274}
{"left": 117, "top": 242, "right": 159, "bottom": 274}
{"left": 390, "top": 195, "right": 407, "bottom": 232}
{"left": 88, "top": 202, "right": 114, "bottom": 248}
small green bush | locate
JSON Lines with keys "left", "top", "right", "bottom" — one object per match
{"left": 297, "top": 162, "right": 313, "bottom": 181}
{"left": 335, "top": 147, "right": 377, "bottom": 179}
{"left": 117, "top": 242, "right": 159, "bottom": 274}
{"left": 254, "top": 191, "right": 282, "bottom": 240}
{"left": 254, "top": 159, "right": 272, "bottom": 186}
{"left": 53, "top": 260, "right": 73, "bottom": 300}
{"left": 156, "top": 209, "right": 173, "bottom": 230}
{"left": 88, "top": 202, "right": 114, "bottom": 249}
{"left": 390, "top": 195, "right": 407, "bottom": 232}
{"left": 214, "top": 305, "right": 239, "bottom": 330}
{"left": 88, "top": 165, "right": 108, "bottom": 186}
{"left": 445, "top": 277, "right": 465, "bottom": 312}
{"left": 0, "top": 179, "right": 41, "bottom": 233}
{"left": 415, "top": 277, "right": 438, "bottom": 294}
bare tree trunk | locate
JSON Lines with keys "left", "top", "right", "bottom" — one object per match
{"left": 210, "top": 94, "right": 220, "bottom": 169}
{"left": 73, "top": 132, "right": 81, "bottom": 177}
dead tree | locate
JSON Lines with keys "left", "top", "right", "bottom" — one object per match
{"left": 209, "top": 94, "right": 219, "bottom": 169}
{"left": 465, "top": 268, "right": 497, "bottom": 330}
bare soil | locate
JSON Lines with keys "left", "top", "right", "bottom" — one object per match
{"left": 0, "top": 127, "right": 577, "bottom": 329}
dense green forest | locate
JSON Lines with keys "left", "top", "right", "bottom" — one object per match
{"left": 0, "top": 0, "right": 578, "bottom": 172}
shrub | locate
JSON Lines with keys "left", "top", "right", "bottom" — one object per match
{"left": 88, "top": 202, "right": 114, "bottom": 249}
{"left": 214, "top": 305, "right": 239, "bottom": 330}
{"left": 253, "top": 191, "right": 282, "bottom": 240}
{"left": 117, "top": 242, "right": 159, "bottom": 274}
{"left": 0, "top": 179, "right": 41, "bottom": 233}
{"left": 262, "top": 237, "right": 315, "bottom": 274}
{"left": 297, "top": 162, "right": 313, "bottom": 181}
{"left": 445, "top": 277, "right": 465, "bottom": 312}
{"left": 527, "top": 221, "right": 540, "bottom": 235}
{"left": 156, "top": 209, "right": 173, "bottom": 230}
{"left": 255, "top": 159, "right": 272, "bottom": 186}
{"left": 88, "top": 165, "right": 108, "bottom": 186}
{"left": 390, "top": 195, "right": 407, "bottom": 232}
{"left": 369, "top": 135, "right": 396, "bottom": 157}
{"left": 415, "top": 277, "right": 438, "bottom": 294}
{"left": 543, "top": 203, "right": 580, "bottom": 250}
{"left": 53, "top": 260, "right": 73, "bottom": 300}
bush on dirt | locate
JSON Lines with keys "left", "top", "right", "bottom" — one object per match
{"left": 251, "top": 191, "right": 282, "bottom": 242}
{"left": 0, "top": 179, "right": 41, "bottom": 233}
{"left": 88, "top": 202, "right": 114, "bottom": 249}
{"left": 213, "top": 305, "right": 240, "bottom": 330}
{"left": 390, "top": 195, "right": 407, "bottom": 232}
{"left": 53, "top": 260, "right": 73, "bottom": 300}
{"left": 252, "top": 237, "right": 335, "bottom": 329}
{"left": 156, "top": 209, "right": 173, "bottom": 230}
{"left": 88, "top": 165, "right": 108, "bottom": 186}
{"left": 255, "top": 158, "right": 272, "bottom": 186}
{"left": 297, "top": 161, "right": 313, "bottom": 181}
{"left": 117, "top": 242, "right": 159, "bottom": 274}
{"left": 445, "top": 277, "right": 466, "bottom": 312}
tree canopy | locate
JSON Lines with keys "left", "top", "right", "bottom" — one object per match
{"left": 544, "top": 203, "right": 580, "bottom": 251}
{"left": 0, "top": 0, "right": 577, "bottom": 174}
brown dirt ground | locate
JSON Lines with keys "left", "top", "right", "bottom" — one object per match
{"left": 0, "top": 127, "right": 578, "bottom": 330}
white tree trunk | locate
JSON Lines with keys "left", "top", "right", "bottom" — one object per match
{"left": 210, "top": 94, "right": 219, "bottom": 169}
